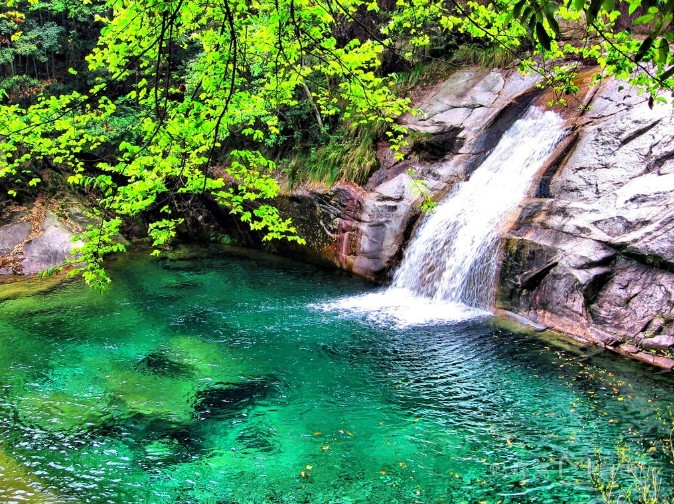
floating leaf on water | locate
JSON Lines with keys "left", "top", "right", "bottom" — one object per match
{"left": 379, "top": 470, "right": 387, "bottom": 475}
{"left": 313, "top": 431, "right": 322, "bottom": 436}
{"left": 322, "top": 445, "right": 330, "bottom": 451}
{"left": 306, "top": 465, "right": 313, "bottom": 470}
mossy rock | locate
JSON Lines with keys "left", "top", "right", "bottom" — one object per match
{"left": 17, "top": 391, "right": 115, "bottom": 434}
{"left": 102, "top": 335, "right": 248, "bottom": 421}
{"left": 103, "top": 367, "right": 197, "bottom": 423}
{"left": 0, "top": 446, "right": 64, "bottom": 503}
{"left": 0, "top": 274, "right": 75, "bottom": 303}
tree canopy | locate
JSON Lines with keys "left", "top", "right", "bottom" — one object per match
{"left": 0, "top": 0, "right": 672, "bottom": 288}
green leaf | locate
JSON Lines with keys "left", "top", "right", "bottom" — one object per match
{"left": 536, "top": 22, "right": 552, "bottom": 50}
{"left": 571, "top": 0, "right": 586, "bottom": 11}
{"left": 659, "top": 64, "right": 674, "bottom": 81}
{"left": 635, "top": 36, "right": 654, "bottom": 62}
{"left": 658, "top": 38, "right": 670, "bottom": 64}
{"left": 544, "top": 10, "right": 560, "bottom": 37}
{"left": 634, "top": 13, "right": 655, "bottom": 26}
{"left": 513, "top": 0, "right": 527, "bottom": 20}
{"left": 586, "top": 0, "right": 602, "bottom": 24}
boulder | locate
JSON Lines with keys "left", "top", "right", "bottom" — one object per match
{"left": 22, "top": 212, "right": 83, "bottom": 275}
{"left": 0, "top": 200, "right": 84, "bottom": 277}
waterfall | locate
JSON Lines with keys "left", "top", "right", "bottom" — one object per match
{"left": 391, "top": 107, "right": 566, "bottom": 309}
{"left": 314, "top": 107, "right": 566, "bottom": 326}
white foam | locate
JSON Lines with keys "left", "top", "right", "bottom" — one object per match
{"left": 311, "top": 288, "right": 489, "bottom": 329}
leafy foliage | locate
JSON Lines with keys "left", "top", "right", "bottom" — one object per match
{"left": 2, "top": 0, "right": 674, "bottom": 287}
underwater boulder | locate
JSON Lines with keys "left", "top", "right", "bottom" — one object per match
{"left": 194, "top": 377, "right": 281, "bottom": 420}
{"left": 16, "top": 391, "right": 115, "bottom": 435}
{"left": 135, "top": 351, "right": 194, "bottom": 378}
{"left": 0, "top": 445, "right": 66, "bottom": 503}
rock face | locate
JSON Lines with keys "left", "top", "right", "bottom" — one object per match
{"left": 274, "top": 67, "right": 545, "bottom": 281}
{"left": 0, "top": 200, "right": 84, "bottom": 276}
{"left": 278, "top": 65, "right": 674, "bottom": 365}
{"left": 498, "top": 79, "right": 674, "bottom": 364}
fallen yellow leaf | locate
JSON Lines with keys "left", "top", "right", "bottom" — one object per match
{"left": 322, "top": 445, "right": 330, "bottom": 451}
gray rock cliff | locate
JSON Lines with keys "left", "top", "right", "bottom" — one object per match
{"left": 498, "top": 78, "right": 674, "bottom": 366}
{"left": 277, "top": 65, "right": 674, "bottom": 366}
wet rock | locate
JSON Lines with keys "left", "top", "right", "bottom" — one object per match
{"left": 270, "top": 66, "right": 548, "bottom": 280}
{"left": 640, "top": 335, "right": 674, "bottom": 352}
{"left": 498, "top": 78, "right": 674, "bottom": 360}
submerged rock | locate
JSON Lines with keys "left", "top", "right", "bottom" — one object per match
{"left": 0, "top": 446, "right": 65, "bottom": 503}
{"left": 135, "top": 351, "right": 194, "bottom": 378}
{"left": 17, "top": 391, "right": 115, "bottom": 434}
{"left": 194, "top": 377, "right": 280, "bottom": 420}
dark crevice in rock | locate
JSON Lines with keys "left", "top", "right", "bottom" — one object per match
{"left": 534, "top": 131, "right": 581, "bottom": 198}
{"left": 517, "top": 260, "right": 558, "bottom": 290}
{"left": 620, "top": 118, "right": 661, "bottom": 146}
{"left": 465, "top": 90, "right": 541, "bottom": 175}
{"left": 582, "top": 267, "right": 614, "bottom": 306}
{"left": 646, "top": 148, "right": 674, "bottom": 174}
{"left": 410, "top": 127, "right": 465, "bottom": 161}
{"left": 620, "top": 248, "right": 674, "bottom": 275}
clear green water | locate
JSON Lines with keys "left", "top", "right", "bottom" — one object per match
{"left": 0, "top": 246, "right": 673, "bottom": 503}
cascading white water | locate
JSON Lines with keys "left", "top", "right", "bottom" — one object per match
{"left": 314, "top": 107, "right": 566, "bottom": 326}
{"left": 391, "top": 107, "right": 566, "bottom": 309}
